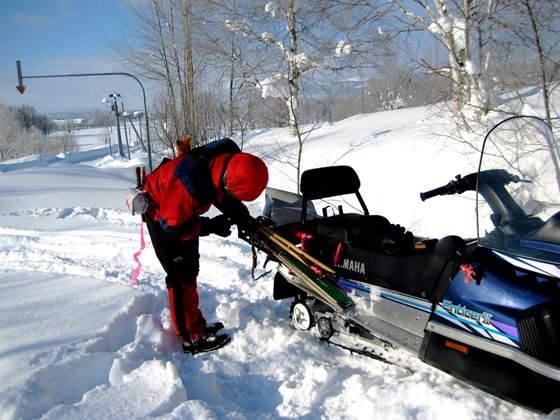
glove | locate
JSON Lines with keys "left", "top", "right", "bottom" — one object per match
{"left": 200, "top": 215, "right": 233, "bottom": 237}
{"left": 217, "top": 193, "right": 250, "bottom": 222}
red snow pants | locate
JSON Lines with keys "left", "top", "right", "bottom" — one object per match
{"left": 145, "top": 216, "right": 207, "bottom": 340}
{"left": 167, "top": 282, "right": 206, "bottom": 339}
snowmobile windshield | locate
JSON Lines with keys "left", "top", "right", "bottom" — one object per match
{"left": 477, "top": 116, "right": 560, "bottom": 263}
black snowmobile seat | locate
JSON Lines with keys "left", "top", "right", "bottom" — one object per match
{"left": 305, "top": 213, "right": 414, "bottom": 255}
{"left": 305, "top": 213, "right": 365, "bottom": 241}
{"left": 296, "top": 166, "right": 453, "bottom": 298}
{"left": 300, "top": 166, "right": 414, "bottom": 255}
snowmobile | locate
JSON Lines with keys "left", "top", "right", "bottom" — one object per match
{"left": 237, "top": 116, "right": 560, "bottom": 413}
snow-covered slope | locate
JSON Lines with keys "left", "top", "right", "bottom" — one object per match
{"left": 0, "top": 105, "right": 550, "bottom": 419}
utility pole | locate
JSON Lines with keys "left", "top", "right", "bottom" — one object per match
{"left": 106, "top": 93, "right": 124, "bottom": 157}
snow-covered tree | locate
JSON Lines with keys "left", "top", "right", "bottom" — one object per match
{"left": 0, "top": 105, "right": 19, "bottom": 162}
{"left": 0, "top": 104, "right": 73, "bottom": 161}
{"left": 12, "top": 105, "right": 55, "bottom": 136}
{"left": 393, "top": 0, "right": 501, "bottom": 118}
{"left": 223, "top": 0, "right": 387, "bottom": 137}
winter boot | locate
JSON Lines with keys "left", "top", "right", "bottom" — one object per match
{"left": 182, "top": 333, "right": 231, "bottom": 355}
{"left": 205, "top": 321, "right": 224, "bottom": 335}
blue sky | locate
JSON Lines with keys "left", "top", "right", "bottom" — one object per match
{"left": 0, "top": 0, "right": 147, "bottom": 114}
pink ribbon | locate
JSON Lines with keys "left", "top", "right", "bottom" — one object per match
{"left": 131, "top": 218, "right": 146, "bottom": 285}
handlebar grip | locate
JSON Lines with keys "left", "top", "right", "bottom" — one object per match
{"left": 420, "top": 185, "right": 450, "bottom": 201}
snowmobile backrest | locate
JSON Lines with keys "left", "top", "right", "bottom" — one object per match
{"left": 300, "top": 166, "right": 369, "bottom": 224}
{"left": 301, "top": 166, "right": 360, "bottom": 199}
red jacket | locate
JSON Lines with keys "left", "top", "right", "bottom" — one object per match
{"left": 144, "top": 139, "right": 240, "bottom": 240}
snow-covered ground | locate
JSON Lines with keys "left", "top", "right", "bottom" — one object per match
{"left": 0, "top": 98, "right": 556, "bottom": 419}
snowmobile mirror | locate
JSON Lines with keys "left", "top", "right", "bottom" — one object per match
{"left": 435, "top": 235, "right": 466, "bottom": 261}
{"left": 491, "top": 213, "right": 503, "bottom": 228}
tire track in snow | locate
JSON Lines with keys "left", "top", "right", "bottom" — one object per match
{"left": 0, "top": 207, "right": 190, "bottom": 417}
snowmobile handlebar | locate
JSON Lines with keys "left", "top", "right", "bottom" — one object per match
{"left": 420, "top": 170, "right": 527, "bottom": 202}
{"left": 420, "top": 173, "right": 477, "bottom": 201}
{"left": 420, "top": 185, "right": 453, "bottom": 201}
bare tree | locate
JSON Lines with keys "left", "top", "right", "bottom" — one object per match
{"left": 90, "top": 109, "right": 114, "bottom": 128}
{"left": 150, "top": 92, "right": 179, "bottom": 155}
{"left": 499, "top": 0, "right": 560, "bottom": 190}
{"left": 114, "top": 0, "right": 224, "bottom": 146}
{"left": 54, "top": 132, "right": 79, "bottom": 154}
{"left": 191, "top": 0, "right": 259, "bottom": 139}
{"left": 501, "top": 0, "right": 560, "bottom": 127}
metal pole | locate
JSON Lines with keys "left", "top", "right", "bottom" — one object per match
{"left": 15, "top": 61, "right": 153, "bottom": 171}
{"left": 137, "top": 114, "right": 143, "bottom": 143}
{"left": 106, "top": 126, "right": 113, "bottom": 156}
{"left": 122, "top": 104, "right": 131, "bottom": 160}
{"left": 114, "top": 101, "right": 124, "bottom": 157}
{"left": 127, "top": 115, "right": 147, "bottom": 152}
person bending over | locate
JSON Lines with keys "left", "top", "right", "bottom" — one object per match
{"left": 143, "top": 135, "right": 268, "bottom": 354}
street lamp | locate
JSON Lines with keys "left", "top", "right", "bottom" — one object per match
{"left": 15, "top": 60, "right": 153, "bottom": 171}
{"left": 102, "top": 92, "right": 124, "bottom": 157}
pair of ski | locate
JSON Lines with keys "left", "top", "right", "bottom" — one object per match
{"left": 246, "top": 219, "right": 354, "bottom": 313}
